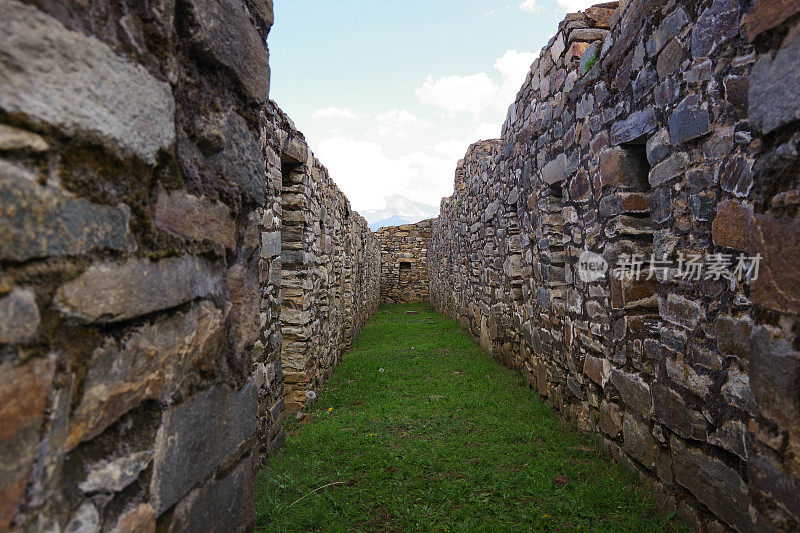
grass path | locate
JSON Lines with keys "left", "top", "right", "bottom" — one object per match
{"left": 255, "top": 303, "right": 679, "bottom": 532}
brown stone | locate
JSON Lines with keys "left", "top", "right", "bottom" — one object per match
{"left": 109, "top": 504, "right": 156, "bottom": 533}
{"left": 715, "top": 315, "right": 752, "bottom": 358}
{"left": 599, "top": 401, "right": 623, "bottom": 438}
{"left": 153, "top": 184, "right": 236, "bottom": 250}
{"left": 610, "top": 369, "right": 651, "bottom": 417}
{"left": 743, "top": 0, "right": 800, "bottom": 41}
{"left": 0, "top": 358, "right": 54, "bottom": 530}
{"left": 584, "top": 355, "right": 610, "bottom": 387}
{"left": 749, "top": 214, "right": 800, "bottom": 315}
{"left": 711, "top": 200, "right": 754, "bottom": 251}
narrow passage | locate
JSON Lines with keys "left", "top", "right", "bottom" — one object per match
{"left": 256, "top": 304, "right": 680, "bottom": 531}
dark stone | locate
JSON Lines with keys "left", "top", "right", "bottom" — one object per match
{"left": 670, "top": 435, "right": 752, "bottom": 532}
{"left": 0, "top": 161, "right": 132, "bottom": 262}
{"left": 724, "top": 75, "right": 749, "bottom": 118}
{"left": 749, "top": 326, "right": 800, "bottom": 428}
{"left": 598, "top": 401, "right": 622, "bottom": 437}
{"left": 659, "top": 294, "right": 703, "bottom": 330}
{"left": 167, "top": 455, "right": 256, "bottom": 532}
{"left": 689, "top": 194, "right": 715, "bottom": 221}
{"left": 610, "top": 369, "right": 651, "bottom": 417}
{"left": 749, "top": 29, "right": 800, "bottom": 134}
{"left": 748, "top": 454, "right": 800, "bottom": 522}
{"left": 715, "top": 315, "right": 752, "bottom": 358}
{"left": 599, "top": 195, "right": 622, "bottom": 218}
{"left": 633, "top": 67, "right": 657, "bottom": 101}
{"left": 542, "top": 153, "right": 567, "bottom": 185}
{"left": 650, "top": 187, "right": 671, "bottom": 223}
{"left": 720, "top": 155, "right": 753, "bottom": 197}
{"left": 150, "top": 381, "right": 258, "bottom": 514}
{"left": 743, "top": 0, "right": 800, "bottom": 41}
{"left": 623, "top": 413, "right": 657, "bottom": 469}
{"left": 187, "top": 0, "right": 270, "bottom": 102}
{"left": 209, "top": 113, "right": 267, "bottom": 205}
{"left": 691, "top": 0, "right": 740, "bottom": 58}
{"left": 54, "top": 256, "right": 223, "bottom": 324}
{"left": 750, "top": 214, "right": 800, "bottom": 314}
{"left": 154, "top": 184, "right": 236, "bottom": 250}
{"left": 669, "top": 95, "right": 710, "bottom": 144}
{"left": 656, "top": 39, "right": 685, "bottom": 79}
{"left": 711, "top": 200, "right": 753, "bottom": 251}
{"left": 611, "top": 107, "right": 657, "bottom": 145}
{"left": 649, "top": 152, "right": 689, "bottom": 187}
{"left": 652, "top": 382, "right": 706, "bottom": 440}
{"left": 599, "top": 147, "right": 649, "bottom": 189}
{"left": 260, "top": 231, "right": 281, "bottom": 258}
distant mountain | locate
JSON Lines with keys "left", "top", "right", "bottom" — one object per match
{"left": 368, "top": 215, "right": 414, "bottom": 231}
{"left": 361, "top": 195, "right": 439, "bottom": 231}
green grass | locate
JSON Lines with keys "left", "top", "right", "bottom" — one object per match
{"left": 256, "top": 303, "right": 680, "bottom": 532}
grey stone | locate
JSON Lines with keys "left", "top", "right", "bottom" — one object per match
{"left": 652, "top": 382, "right": 706, "bottom": 440}
{"left": 209, "top": 113, "right": 266, "bottom": 205}
{"left": 78, "top": 451, "right": 153, "bottom": 494}
{"left": 721, "top": 364, "right": 758, "bottom": 416}
{"left": 0, "top": 288, "right": 39, "bottom": 345}
{"left": 261, "top": 231, "right": 281, "bottom": 258}
{"left": 187, "top": 0, "right": 270, "bottom": 102}
{"left": 749, "top": 30, "right": 800, "bottom": 134}
{"left": 611, "top": 108, "right": 657, "bottom": 145}
{"left": 659, "top": 294, "right": 703, "bottom": 330}
{"left": 656, "top": 39, "right": 685, "bottom": 79}
{"left": 0, "top": 161, "right": 133, "bottom": 262}
{"left": 54, "top": 256, "right": 222, "bottom": 324}
{"left": 649, "top": 152, "right": 689, "bottom": 187}
{"left": 599, "top": 195, "right": 622, "bottom": 218}
{"left": 748, "top": 453, "right": 800, "bottom": 522}
{"left": 610, "top": 368, "right": 651, "bottom": 417}
{"left": 65, "top": 502, "right": 100, "bottom": 533}
{"left": 153, "top": 185, "right": 236, "bottom": 250}
{"left": 708, "top": 420, "right": 747, "bottom": 461}
{"left": 623, "top": 413, "right": 657, "bottom": 469}
{"left": 150, "top": 381, "right": 257, "bottom": 514}
{"left": 689, "top": 194, "right": 715, "bottom": 221}
{"left": 669, "top": 95, "right": 710, "bottom": 144}
{"left": 0, "top": 1, "right": 175, "bottom": 164}
{"left": 632, "top": 67, "right": 657, "bottom": 102}
{"left": 670, "top": 435, "right": 752, "bottom": 532}
{"left": 691, "top": 0, "right": 740, "bottom": 58}
{"left": 749, "top": 325, "right": 800, "bottom": 428}
{"left": 167, "top": 455, "right": 255, "bottom": 532}
{"left": 579, "top": 42, "right": 600, "bottom": 75}
{"left": 542, "top": 154, "right": 567, "bottom": 185}
{"left": 646, "top": 128, "right": 671, "bottom": 165}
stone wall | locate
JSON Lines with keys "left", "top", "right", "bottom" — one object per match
{"left": 0, "top": 0, "right": 380, "bottom": 530}
{"left": 376, "top": 220, "right": 433, "bottom": 303}
{"left": 428, "top": 1, "right": 800, "bottom": 531}
{"left": 276, "top": 108, "right": 381, "bottom": 413}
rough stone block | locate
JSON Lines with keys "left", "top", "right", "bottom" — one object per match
{"left": 750, "top": 213, "right": 800, "bottom": 315}
{"left": 0, "top": 161, "right": 133, "bottom": 262}
{"left": 0, "top": 358, "right": 54, "bottom": 530}
{"left": 542, "top": 153, "right": 567, "bottom": 185}
{"left": 154, "top": 185, "right": 236, "bottom": 250}
{"left": 749, "top": 23, "right": 800, "bottom": 134}
{"left": 598, "top": 147, "right": 649, "bottom": 189}
{"left": 651, "top": 382, "right": 706, "bottom": 440}
{"left": 659, "top": 294, "right": 703, "bottom": 330}
{"left": 54, "top": 256, "right": 223, "bottom": 324}
{"left": 68, "top": 301, "right": 226, "bottom": 448}
{"left": 611, "top": 107, "right": 657, "bottom": 145}
{"left": 749, "top": 326, "right": 800, "bottom": 428}
{"left": 209, "top": 113, "right": 267, "bottom": 205}
{"left": 150, "top": 381, "right": 258, "bottom": 515}
{"left": 743, "top": 0, "right": 800, "bottom": 41}
{"left": 623, "top": 413, "right": 657, "bottom": 469}
{"left": 187, "top": 0, "right": 270, "bottom": 102}
{"left": 715, "top": 315, "right": 752, "bottom": 358}
{"left": 711, "top": 200, "right": 753, "bottom": 251}
{"left": 691, "top": 0, "right": 740, "bottom": 58}
{"left": 669, "top": 95, "right": 710, "bottom": 145}
{"left": 0, "top": 0, "right": 175, "bottom": 163}
{"left": 0, "top": 288, "right": 39, "bottom": 345}
{"left": 610, "top": 368, "right": 651, "bottom": 417}
{"left": 599, "top": 401, "right": 623, "bottom": 438}
{"left": 670, "top": 435, "right": 752, "bottom": 532}
{"left": 109, "top": 504, "right": 156, "bottom": 533}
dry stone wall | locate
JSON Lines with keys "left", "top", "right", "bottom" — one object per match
{"left": 0, "top": 0, "right": 380, "bottom": 530}
{"left": 376, "top": 220, "right": 433, "bottom": 303}
{"left": 429, "top": 1, "right": 800, "bottom": 531}
{"left": 275, "top": 107, "right": 381, "bottom": 413}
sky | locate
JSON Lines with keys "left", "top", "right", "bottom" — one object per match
{"left": 268, "top": 0, "right": 600, "bottom": 212}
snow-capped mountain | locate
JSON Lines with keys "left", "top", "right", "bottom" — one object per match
{"left": 361, "top": 195, "right": 439, "bottom": 231}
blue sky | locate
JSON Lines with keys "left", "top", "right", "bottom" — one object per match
{"left": 269, "top": 0, "right": 599, "bottom": 212}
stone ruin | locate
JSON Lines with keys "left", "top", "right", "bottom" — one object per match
{"left": 429, "top": 0, "right": 800, "bottom": 531}
{"left": 375, "top": 220, "right": 433, "bottom": 304}
{"left": 0, "top": 0, "right": 799, "bottom": 531}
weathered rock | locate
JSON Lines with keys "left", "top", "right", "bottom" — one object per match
{"left": 0, "top": 161, "right": 133, "bottom": 262}
{"left": 610, "top": 368, "right": 651, "bottom": 417}
{"left": 611, "top": 107, "right": 657, "bottom": 145}
{"left": 187, "top": 0, "right": 270, "bottom": 102}
{"left": 54, "top": 256, "right": 223, "bottom": 324}
{"left": 670, "top": 435, "right": 752, "bottom": 532}
{"left": 743, "top": 0, "right": 800, "bottom": 41}
{"left": 748, "top": 453, "right": 800, "bottom": 522}
{"left": 584, "top": 355, "right": 611, "bottom": 387}
{"left": 261, "top": 231, "right": 281, "bottom": 258}
{"left": 669, "top": 95, "right": 710, "bottom": 144}
{"left": 78, "top": 451, "right": 153, "bottom": 494}
{"left": 166, "top": 454, "right": 256, "bottom": 532}
{"left": 65, "top": 502, "right": 100, "bottom": 533}
{"left": 0, "top": 0, "right": 175, "bottom": 163}
{"left": 542, "top": 153, "right": 567, "bottom": 185}
{"left": 0, "top": 358, "right": 54, "bottom": 530}
{"left": 711, "top": 200, "right": 753, "bottom": 251}
{"left": 721, "top": 363, "right": 758, "bottom": 415}
{"left": 749, "top": 213, "right": 800, "bottom": 315}
{"left": 0, "top": 124, "right": 49, "bottom": 152}
{"left": 708, "top": 420, "right": 748, "bottom": 461}
{"left": 652, "top": 382, "right": 707, "bottom": 440}
{"left": 599, "top": 401, "right": 623, "bottom": 437}
{"left": 109, "top": 504, "right": 156, "bottom": 533}
{"left": 715, "top": 315, "right": 752, "bottom": 358}
{"left": 209, "top": 113, "right": 267, "bottom": 204}
{"left": 749, "top": 27, "right": 800, "bottom": 134}
{"left": 68, "top": 301, "right": 225, "bottom": 448}
{"left": 749, "top": 326, "right": 800, "bottom": 428}
{"left": 623, "top": 413, "right": 657, "bottom": 469}
{"left": 150, "top": 381, "right": 257, "bottom": 514}
{"left": 691, "top": 0, "right": 740, "bottom": 58}
{"left": 153, "top": 185, "right": 236, "bottom": 250}
{"left": 599, "top": 147, "right": 649, "bottom": 189}
{"left": 0, "top": 288, "right": 39, "bottom": 345}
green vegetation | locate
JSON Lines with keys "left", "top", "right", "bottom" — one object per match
{"left": 256, "top": 303, "right": 680, "bottom": 532}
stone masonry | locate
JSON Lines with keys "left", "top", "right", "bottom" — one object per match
{"left": 375, "top": 220, "right": 433, "bottom": 303}
{"left": 0, "top": 0, "right": 380, "bottom": 530}
{"left": 428, "top": 1, "right": 800, "bottom": 531}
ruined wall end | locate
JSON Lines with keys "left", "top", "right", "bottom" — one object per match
{"left": 376, "top": 219, "right": 433, "bottom": 303}
{"left": 429, "top": 1, "right": 800, "bottom": 531}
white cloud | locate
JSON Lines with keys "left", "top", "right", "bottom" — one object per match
{"left": 484, "top": 9, "right": 497, "bottom": 18}
{"left": 555, "top": 0, "right": 598, "bottom": 12}
{"left": 415, "top": 49, "right": 537, "bottom": 120}
{"left": 312, "top": 107, "right": 364, "bottom": 120}
{"left": 375, "top": 109, "right": 433, "bottom": 137}
{"left": 519, "top": 0, "right": 539, "bottom": 13}
{"left": 415, "top": 73, "right": 499, "bottom": 116}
